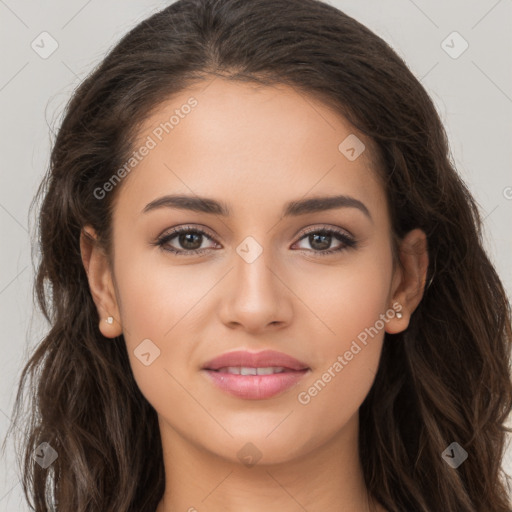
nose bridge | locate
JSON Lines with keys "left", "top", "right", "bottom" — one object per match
{"left": 219, "top": 232, "right": 291, "bottom": 330}
{"left": 234, "top": 233, "right": 279, "bottom": 302}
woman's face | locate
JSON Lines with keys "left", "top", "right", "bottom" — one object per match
{"left": 89, "top": 78, "right": 415, "bottom": 465}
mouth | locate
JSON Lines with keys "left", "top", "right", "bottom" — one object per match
{"left": 201, "top": 350, "right": 310, "bottom": 400}
{"left": 213, "top": 366, "right": 292, "bottom": 375}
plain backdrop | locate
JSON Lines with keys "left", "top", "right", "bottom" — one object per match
{"left": 1, "top": 0, "right": 511, "bottom": 509}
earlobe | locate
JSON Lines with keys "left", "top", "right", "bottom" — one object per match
{"left": 80, "top": 226, "right": 123, "bottom": 338}
{"left": 385, "top": 228, "right": 429, "bottom": 334}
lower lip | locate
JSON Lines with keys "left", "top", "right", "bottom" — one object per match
{"left": 202, "top": 369, "right": 309, "bottom": 400}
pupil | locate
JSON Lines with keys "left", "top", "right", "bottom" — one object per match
{"left": 180, "top": 232, "right": 202, "bottom": 250}
{"left": 310, "top": 233, "right": 330, "bottom": 250}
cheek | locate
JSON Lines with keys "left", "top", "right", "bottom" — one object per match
{"left": 294, "top": 245, "right": 392, "bottom": 425}
{"left": 111, "top": 247, "right": 188, "bottom": 392}
{"left": 112, "top": 264, "right": 202, "bottom": 431}
{"left": 113, "top": 243, "right": 205, "bottom": 338}
{"left": 296, "top": 241, "right": 393, "bottom": 351}
{"left": 111, "top": 245, "right": 225, "bottom": 416}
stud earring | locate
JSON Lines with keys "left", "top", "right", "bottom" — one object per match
{"left": 396, "top": 311, "right": 403, "bottom": 319}
{"left": 106, "top": 316, "right": 114, "bottom": 324}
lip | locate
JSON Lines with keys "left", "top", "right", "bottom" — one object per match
{"left": 201, "top": 349, "right": 310, "bottom": 400}
{"left": 202, "top": 349, "right": 309, "bottom": 371}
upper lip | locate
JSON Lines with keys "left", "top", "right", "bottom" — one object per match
{"left": 202, "top": 349, "right": 309, "bottom": 371}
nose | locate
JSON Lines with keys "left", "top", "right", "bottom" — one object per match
{"left": 218, "top": 246, "right": 293, "bottom": 334}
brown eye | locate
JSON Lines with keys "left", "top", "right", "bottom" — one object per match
{"left": 155, "top": 226, "right": 218, "bottom": 255}
{"left": 294, "top": 228, "right": 357, "bottom": 256}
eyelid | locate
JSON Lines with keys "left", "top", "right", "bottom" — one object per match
{"left": 298, "top": 224, "right": 354, "bottom": 239}
{"left": 157, "top": 224, "right": 217, "bottom": 241}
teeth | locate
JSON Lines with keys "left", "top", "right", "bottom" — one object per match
{"left": 218, "top": 366, "right": 286, "bottom": 375}
{"left": 255, "top": 367, "right": 283, "bottom": 375}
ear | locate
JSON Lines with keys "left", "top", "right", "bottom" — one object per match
{"left": 80, "top": 225, "right": 122, "bottom": 338}
{"left": 385, "top": 228, "right": 429, "bottom": 334}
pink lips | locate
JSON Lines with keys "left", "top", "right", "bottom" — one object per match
{"left": 202, "top": 349, "right": 310, "bottom": 400}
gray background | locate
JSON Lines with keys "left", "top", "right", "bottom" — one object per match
{"left": 1, "top": 0, "right": 511, "bottom": 509}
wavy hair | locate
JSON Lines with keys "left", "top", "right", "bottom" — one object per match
{"left": 3, "top": 0, "right": 512, "bottom": 510}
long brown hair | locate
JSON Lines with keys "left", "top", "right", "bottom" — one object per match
{"left": 3, "top": 0, "right": 512, "bottom": 510}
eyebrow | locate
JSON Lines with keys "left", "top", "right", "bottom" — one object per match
{"left": 142, "top": 194, "right": 372, "bottom": 220}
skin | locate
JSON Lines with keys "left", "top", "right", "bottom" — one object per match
{"left": 80, "top": 78, "right": 428, "bottom": 512}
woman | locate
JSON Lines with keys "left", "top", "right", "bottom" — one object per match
{"left": 4, "top": 0, "right": 512, "bottom": 510}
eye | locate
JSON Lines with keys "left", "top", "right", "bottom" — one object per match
{"left": 154, "top": 225, "right": 218, "bottom": 256}
{"left": 292, "top": 226, "right": 357, "bottom": 256}
{"left": 152, "top": 225, "right": 357, "bottom": 257}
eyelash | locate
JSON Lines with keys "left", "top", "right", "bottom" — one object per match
{"left": 153, "top": 224, "right": 357, "bottom": 257}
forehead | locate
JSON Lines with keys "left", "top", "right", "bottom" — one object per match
{"left": 115, "top": 78, "right": 387, "bottom": 222}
